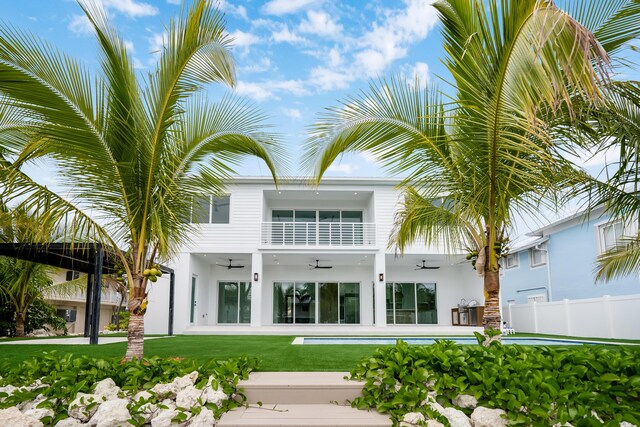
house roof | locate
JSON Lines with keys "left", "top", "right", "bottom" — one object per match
{"left": 229, "top": 176, "right": 404, "bottom": 186}
{"left": 509, "top": 236, "right": 548, "bottom": 253}
{"left": 524, "top": 205, "right": 606, "bottom": 237}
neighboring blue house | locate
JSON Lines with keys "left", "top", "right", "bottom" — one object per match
{"left": 501, "top": 207, "right": 640, "bottom": 304}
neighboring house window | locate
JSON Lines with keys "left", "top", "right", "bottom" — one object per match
{"left": 529, "top": 245, "right": 547, "bottom": 267}
{"left": 505, "top": 253, "right": 519, "bottom": 269}
{"left": 598, "top": 220, "right": 625, "bottom": 254}
{"left": 191, "top": 195, "right": 230, "bottom": 224}
{"left": 65, "top": 271, "right": 80, "bottom": 281}
{"left": 527, "top": 294, "right": 546, "bottom": 303}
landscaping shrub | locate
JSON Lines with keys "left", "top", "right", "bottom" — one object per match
{"left": 350, "top": 340, "right": 640, "bottom": 426}
{"left": 0, "top": 299, "right": 66, "bottom": 337}
{"left": 0, "top": 351, "right": 260, "bottom": 424}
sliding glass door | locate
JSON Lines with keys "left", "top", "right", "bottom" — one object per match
{"left": 386, "top": 282, "right": 437, "bottom": 324}
{"left": 274, "top": 282, "right": 360, "bottom": 324}
{"left": 217, "top": 282, "right": 251, "bottom": 324}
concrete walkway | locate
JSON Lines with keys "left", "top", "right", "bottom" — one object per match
{"left": 0, "top": 336, "right": 173, "bottom": 345}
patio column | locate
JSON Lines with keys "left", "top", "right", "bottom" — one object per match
{"left": 250, "top": 253, "right": 263, "bottom": 327}
{"left": 374, "top": 253, "right": 386, "bottom": 327}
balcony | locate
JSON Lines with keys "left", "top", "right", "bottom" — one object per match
{"left": 44, "top": 288, "right": 124, "bottom": 306}
{"left": 261, "top": 222, "right": 376, "bottom": 247}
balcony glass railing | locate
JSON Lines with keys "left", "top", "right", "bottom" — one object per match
{"left": 261, "top": 222, "right": 376, "bottom": 246}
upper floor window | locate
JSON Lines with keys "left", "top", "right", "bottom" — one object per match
{"left": 504, "top": 253, "right": 519, "bottom": 269}
{"left": 529, "top": 245, "right": 547, "bottom": 268}
{"left": 272, "top": 210, "right": 363, "bottom": 223}
{"left": 598, "top": 220, "right": 625, "bottom": 254}
{"left": 192, "top": 195, "right": 230, "bottom": 224}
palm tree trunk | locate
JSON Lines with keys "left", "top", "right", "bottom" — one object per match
{"left": 125, "top": 276, "right": 146, "bottom": 361}
{"left": 15, "top": 312, "right": 25, "bottom": 337}
{"left": 483, "top": 269, "right": 502, "bottom": 331}
{"left": 125, "top": 312, "right": 144, "bottom": 361}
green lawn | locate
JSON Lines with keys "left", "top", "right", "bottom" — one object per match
{"left": 1, "top": 334, "right": 638, "bottom": 371}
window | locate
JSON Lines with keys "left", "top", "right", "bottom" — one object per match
{"left": 211, "top": 196, "right": 230, "bottom": 223}
{"left": 385, "top": 282, "right": 437, "bottom": 325}
{"left": 65, "top": 271, "right": 80, "bottom": 281}
{"left": 504, "top": 253, "right": 519, "bottom": 269}
{"left": 269, "top": 210, "right": 365, "bottom": 245}
{"left": 217, "top": 282, "right": 251, "bottom": 324}
{"left": 599, "top": 221, "right": 625, "bottom": 254}
{"left": 529, "top": 246, "right": 547, "bottom": 267}
{"left": 272, "top": 282, "right": 360, "bottom": 324}
{"left": 191, "top": 195, "right": 230, "bottom": 224}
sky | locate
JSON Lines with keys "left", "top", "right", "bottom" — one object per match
{"left": 2, "top": 0, "right": 637, "bottom": 238}
{"left": 3, "top": 0, "right": 446, "bottom": 178}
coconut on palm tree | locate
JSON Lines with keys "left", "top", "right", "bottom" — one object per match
{"left": 304, "top": 0, "right": 640, "bottom": 332}
{"left": 0, "top": 0, "right": 282, "bottom": 359}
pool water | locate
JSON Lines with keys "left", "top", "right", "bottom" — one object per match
{"left": 299, "top": 337, "right": 613, "bottom": 346}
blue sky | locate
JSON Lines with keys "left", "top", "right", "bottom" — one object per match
{"left": 4, "top": 0, "right": 637, "bottom": 236}
{"left": 4, "top": 0, "right": 446, "bottom": 177}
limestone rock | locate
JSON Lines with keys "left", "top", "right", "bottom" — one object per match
{"left": 204, "top": 386, "right": 227, "bottom": 407}
{"left": 187, "top": 408, "right": 215, "bottom": 427}
{"left": 55, "top": 418, "right": 86, "bottom": 427}
{"left": 453, "top": 394, "right": 478, "bottom": 409}
{"left": 470, "top": 407, "right": 507, "bottom": 427}
{"left": 442, "top": 407, "right": 472, "bottom": 427}
{"left": 133, "top": 390, "right": 153, "bottom": 402}
{"left": 151, "top": 409, "right": 190, "bottom": 427}
{"left": 0, "top": 407, "right": 43, "bottom": 427}
{"left": 175, "top": 386, "right": 203, "bottom": 409}
{"left": 400, "top": 412, "right": 425, "bottom": 426}
{"left": 93, "top": 378, "right": 121, "bottom": 401}
{"left": 160, "top": 399, "right": 177, "bottom": 411}
{"left": 87, "top": 398, "right": 131, "bottom": 427}
{"left": 19, "top": 394, "right": 50, "bottom": 412}
{"left": 24, "top": 408, "right": 55, "bottom": 421}
{"left": 620, "top": 423, "right": 637, "bottom": 427}
{"left": 151, "top": 382, "right": 176, "bottom": 399}
{"left": 426, "top": 421, "right": 445, "bottom": 427}
{"left": 68, "top": 393, "right": 102, "bottom": 422}
{"left": 172, "top": 372, "right": 198, "bottom": 393}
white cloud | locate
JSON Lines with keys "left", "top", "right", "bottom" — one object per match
{"left": 148, "top": 32, "right": 165, "bottom": 55}
{"left": 235, "top": 81, "right": 273, "bottom": 101}
{"left": 309, "top": 66, "right": 351, "bottom": 91}
{"left": 239, "top": 57, "right": 272, "bottom": 74}
{"left": 360, "top": 151, "right": 379, "bottom": 164}
{"left": 282, "top": 108, "right": 303, "bottom": 120}
{"left": 68, "top": 14, "right": 94, "bottom": 35}
{"left": 166, "top": 0, "right": 180, "bottom": 4}
{"left": 354, "top": 49, "right": 389, "bottom": 77}
{"left": 401, "top": 61, "right": 429, "bottom": 85}
{"left": 263, "top": 0, "right": 318, "bottom": 15}
{"left": 229, "top": 30, "right": 261, "bottom": 48}
{"left": 272, "top": 26, "right": 307, "bottom": 44}
{"left": 101, "top": 0, "right": 158, "bottom": 18}
{"left": 123, "top": 39, "right": 135, "bottom": 53}
{"left": 327, "top": 47, "right": 343, "bottom": 67}
{"left": 234, "top": 79, "right": 309, "bottom": 102}
{"left": 327, "top": 163, "right": 358, "bottom": 174}
{"left": 299, "top": 10, "right": 343, "bottom": 38}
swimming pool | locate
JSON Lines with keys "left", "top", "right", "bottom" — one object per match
{"left": 294, "top": 337, "right": 623, "bottom": 346}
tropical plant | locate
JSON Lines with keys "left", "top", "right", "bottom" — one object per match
{"left": 304, "top": 0, "right": 640, "bottom": 331}
{"left": 0, "top": 0, "right": 282, "bottom": 359}
{"left": 571, "top": 80, "right": 640, "bottom": 281}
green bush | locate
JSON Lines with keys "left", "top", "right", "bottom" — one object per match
{"left": 117, "top": 310, "right": 129, "bottom": 330}
{"left": 0, "top": 299, "right": 67, "bottom": 337}
{"left": 350, "top": 340, "right": 640, "bottom": 426}
{"left": 0, "top": 351, "right": 260, "bottom": 425}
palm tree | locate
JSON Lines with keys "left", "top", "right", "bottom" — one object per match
{"left": 304, "top": 0, "right": 639, "bottom": 332}
{"left": 0, "top": 0, "right": 282, "bottom": 359}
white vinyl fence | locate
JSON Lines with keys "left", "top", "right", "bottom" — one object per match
{"left": 503, "top": 294, "right": 640, "bottom": 340}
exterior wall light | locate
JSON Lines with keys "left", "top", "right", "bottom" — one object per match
{"left": 254, "top": 272, "right": 259, "bottom": 282}
{"left": 379, "top": 273, "right": 384, "bottom": 282}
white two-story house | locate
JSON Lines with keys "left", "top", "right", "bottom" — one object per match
{"left": 144, "top": 177, "right": 484, "bottom": 335}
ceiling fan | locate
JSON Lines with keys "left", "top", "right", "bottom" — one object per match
{"left": 415, "top": 260, "right": 440, "bottom": 270}
{"left": 309, "top": 259, "right": 332, "bottom": 269}
{"left": 216, "top": 259, "right": 245, "bottom": 269}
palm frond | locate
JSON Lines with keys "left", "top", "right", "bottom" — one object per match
{"left": 595, "top": 234, "right": 640, "bottom": 281}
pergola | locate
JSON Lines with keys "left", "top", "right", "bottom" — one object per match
{"left": 0, "top": 242, "right": 175, "bottom": 344}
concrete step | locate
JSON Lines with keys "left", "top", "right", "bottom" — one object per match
{"left": 238, "top": 372, "right": 364, "bottom": 405}
{"left": 217, "top": 403, "right": 391, "bottom": 426}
